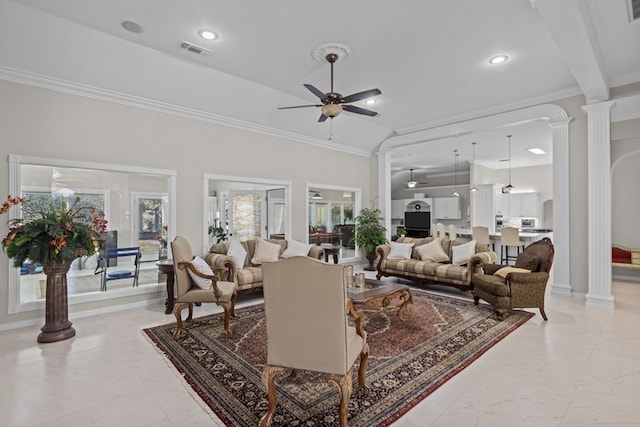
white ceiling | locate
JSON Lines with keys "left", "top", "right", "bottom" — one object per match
{"left": 2, "top": 0, "right": 639, "bottom": 191}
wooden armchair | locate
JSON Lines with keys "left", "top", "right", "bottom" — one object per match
{"left": 170, "top": 236, "right": 237, "bottom": 338}
{"left": 259, "top": 256, "right": 369, "bottom": 427}
{"left": 471, "top": 237, "right": 554, "bottom": 320}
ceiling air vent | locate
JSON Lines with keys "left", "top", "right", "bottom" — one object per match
{"left": 629, "top": 0, "right": 640, "bottom": 21}
{"left": 179, "top": 40, "right": 212, "bottom": 56}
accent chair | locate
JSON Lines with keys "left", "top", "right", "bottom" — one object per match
{"left": 259, "top": 256, "right": 369, "bottom": 427}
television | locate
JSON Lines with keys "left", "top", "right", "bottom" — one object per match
{"left": 404, "top": 211, "right": 430, "bottom": 230}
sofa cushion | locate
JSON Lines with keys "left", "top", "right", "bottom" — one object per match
{"left": 515, "top": 252, "right": 539, "bottom": 271}
{"left": 281, "top": 239, "right": 312, "bottom": 258}
{"left": 434, "top": 264, "right": 468, "bottom": 282}
{"left": 187, "top": 255, "right": 214, "bottom": 289}
{"left": 415, "top": 238, "right": 449, "bottom": 262}
{"left": 612, "top": 246, "right": 631, "bottom": 263}
{"left": 451, "top": 240, "right": 476, "bottom": 265}
{"left": 494, "top": 266, "right": 531, "bottom": 278}
{"left": 381, "top": 259, "right": 440, "bottom": 276}
{"left": 397, "top": 236, "right": 434, "bottom": 259}
{"left": 236, "top": 266, "right": 262, "bottom": 286}
{"left": 251, "top": 238, "right": 281, "bottom": 265}
{"left": 209, "top": 242, "right": 229, "bottom": 255}
{"left": 227, "top": 239, "right": 248, "bottom": 270}
{"left": 387, "top": 241, "right": 415, "bottom": 260}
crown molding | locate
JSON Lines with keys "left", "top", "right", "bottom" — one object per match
{"left": 0, "top": 66, "right": 371, "bottom": 158}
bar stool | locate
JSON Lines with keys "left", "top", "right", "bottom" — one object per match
{"left": 472, "top": 226, "right": 495, "bottom": 251}
{"left": 431, "top": 223, "right": 437, "bottom": 237}
{"left": 436, "top": 223, "right": 446, "bottom": 239}
{"left": 500, "top": 227, "right": 525, "bottom": 265}
{"left": 448, "top": 224, "right": 457, "bottom": 241}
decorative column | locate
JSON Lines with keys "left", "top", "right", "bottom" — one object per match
{"left": 377, "top": 148, "right": 392, "bottom": 240}
{"left": 582, "top": 101, "right": 615, "bottom": 309}
{"left": 549, "top": 118, "right": 573, "bottom": 295}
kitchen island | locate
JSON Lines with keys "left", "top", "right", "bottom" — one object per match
{"left": 456, "top": 229, "right": 552, "bottom": 262}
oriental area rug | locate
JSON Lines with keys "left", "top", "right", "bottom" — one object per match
{"left": 143, "top": 290, "right": 533, "bottom": 426}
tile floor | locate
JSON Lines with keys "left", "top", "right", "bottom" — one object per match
{"left": 1, "top": 273, "right": 639, "bottom": 426}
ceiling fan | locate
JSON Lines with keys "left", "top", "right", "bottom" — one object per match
{"left": 405, "top": 169, "right": 430, "bottom": 189}
{"left": 278, "top": 53, "right": 381, "bottom": 122}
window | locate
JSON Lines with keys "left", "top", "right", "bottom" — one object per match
{"left": 7, "top": 155, "right": 176, "bottom": 313}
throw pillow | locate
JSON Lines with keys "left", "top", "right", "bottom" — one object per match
{"left": 187, "top": 255, "right": 214, "bottom": 289}
{"left": 281, "top": 239, "right": 313, "bottom": 258}
{"left": 451, "top": 240, "right": 476, "bottom": 265}
{"left": 227, "top": 238, "right": 248, "bottom": 270}
{"left": 515, "top": 252, "right": 539, "bottom": 271}
{"left": 387, "top": 241, "right": 414, "bottom": 260}
{"left": 414, "top": 238, "right": 449, "bottom": 262}
{"left": 494, "top": 266, "right": 531, "bottom": 278}
{"left": 251, "top": 238, "right": 281, "bottom": 265}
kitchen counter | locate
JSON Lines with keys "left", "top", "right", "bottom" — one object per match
{"left": 456, "top": 228, "right": 553, "bottom": 242}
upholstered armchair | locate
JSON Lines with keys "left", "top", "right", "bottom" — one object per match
{"left": 259, "top": 256, "right": 369, "bottom": 427}
{"left": 471, "top": 237, "right": 554, "bottom": 321}
{"left": 170, "top": 236, "right": 237, "bottom": 338}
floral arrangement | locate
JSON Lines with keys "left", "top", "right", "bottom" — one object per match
{"left": 1, "top": 195, "right": 108, "bottom": 268}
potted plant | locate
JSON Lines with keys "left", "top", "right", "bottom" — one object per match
{"left": 353, "top": 207, "right": 388, "bottom": 271}
{"left": 1, "top": 195, "right": 108, "bottom": 343}
{"left": 208, "top": 225, "right": 228, "bottom": 244}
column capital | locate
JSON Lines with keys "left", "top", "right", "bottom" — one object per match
{"left": 582, "top": 100, "right": 615, "bottom": 114}
{"left": 547, "top": 117, "right": 574, "bottom": 128}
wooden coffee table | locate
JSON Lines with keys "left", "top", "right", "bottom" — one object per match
{"left": 348, "top": 279, "right": 413, "bottom": 321}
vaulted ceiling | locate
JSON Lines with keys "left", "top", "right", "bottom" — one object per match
{"left": 1, "top": 0, "right": 639, "bottom": 190}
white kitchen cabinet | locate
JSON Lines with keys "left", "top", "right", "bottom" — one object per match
{"left": 391, "top": 199, "right": 405, "bottom": 220}
{"left": 471, "top": 184, "right": 498, "bottom": 232}
{"left": 434, "top": 197, "right": 461, "bottom": 219}
{"left": 505, "top": 193, "right": 538, "bottom": 217}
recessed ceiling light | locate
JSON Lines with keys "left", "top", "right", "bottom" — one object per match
{"left": 489, "top": 55, "right": 508, "bottom": 64}
{"left": 198, "top": 30, "right": 218, "bottom": 40}
{"left": 365, "top": 99, "right": 377, "bottom": 105}
{"left": 528, "top": 148, "right": 546, "bottom": 155}
{"left": 121, "top": 21, "right": 144, "bottom": 34}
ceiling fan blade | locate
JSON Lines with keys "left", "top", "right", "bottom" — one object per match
{"left": 318, "top": 114, "right": 328, "bottom": 122}
{"left": 304, "top": 84, "right": 327, "bottom": 100}
{"left": 341, "top": 88, "right": 381, "bottom": 104}
{"left": 343, "top": 104, "right": 378, "bottom": 117}
{"left": 278, "top": 104, "right": 323, "bottom": 109}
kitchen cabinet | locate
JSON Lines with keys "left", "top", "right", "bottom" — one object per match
{"left": 471, "top": 184, "right": 500, "bottom": 232}
{"left": 434, "top": 197, "right": 461, "bottom": 219}
{"left": 494, "top": 192, "right": 538, "bottom": 217}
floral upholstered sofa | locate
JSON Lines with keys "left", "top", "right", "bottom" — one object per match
{"left": 375, "top": 236, "right": 497, "bottom": 291}
{"left": 204, "top": 238, "right": 324, "bottom": 292}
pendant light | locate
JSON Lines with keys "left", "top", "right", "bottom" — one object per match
{"left": 470, "top": 142, "right": 479, "bottom": 192}
{"left": 407, "top": 168, "right": 417, "bottom": 188}
{"left": 452, "top": 150, "right": 460, "bottom": 197}
{"left": 502, "top": 135, "right": 514, "bottom": 194}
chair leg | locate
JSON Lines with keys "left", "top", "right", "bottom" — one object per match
{"left": 221, "top": 302, "right": 233, "bottom": 337}
{"left": 259, "top": 366, "right": 287, "bottom": 427}
{"left": 358, "top": 343, "right": 370, "bottom": 392}
{"left": 328, "top": 369, "right": 354, "bottom": 427}
{"left": 473, "top": 295, "right": 480, "bottom": 305}
{"left": 539, "top": 307, "right": 548, "bottom": 321}
{"left": 495, "top": 308, "right": 507, "bottom": 320}
{"left": 230, "top": 292, "right": 238, "bottom": 317}
{"left": 172, "top": 302, "right": 192, "bottom": 339}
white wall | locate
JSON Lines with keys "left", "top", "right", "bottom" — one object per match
{"left": 0, "top": 80, "right": 373, "bottom": 326}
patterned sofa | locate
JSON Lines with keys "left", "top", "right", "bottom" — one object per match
{"left": 204, "top": 239, "right": 324, "bottom": 292}
{"left": 375, "top": 236, "right": 497, "bottom": 291}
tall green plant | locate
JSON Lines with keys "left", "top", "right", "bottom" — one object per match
{"left": 353, "top": 207, "right": 388, "bottom": 254}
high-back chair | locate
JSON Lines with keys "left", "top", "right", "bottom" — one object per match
{"left": 436, "top": 223, "right": 446, "bottom": 239}
{"left": 500, "top": 226, "right": 525, "bottom": 265}
{"left": 472, "top": 226, "right": 495, "bottom": 250}
{"left": 170, "top": 236, "right": 237, "bottom": 338}
{"left": 448, "top": 224, "right": 457, "bottom": 241}
{"left": 259, "top": 256, "right": 369, "bottom": 427}
{"left": 95, "top": 246, "right": 141, "bottom": 291}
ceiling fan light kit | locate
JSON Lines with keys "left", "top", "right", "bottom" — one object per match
{"left": 407, "top": 168, "right": 417, "bottom": 188}
{"left": 278, "top": 43, "right": 381, "bottom": 122}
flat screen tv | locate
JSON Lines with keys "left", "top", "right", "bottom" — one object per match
{"left": 405, "top": 211, "right": 430, "bottom": 230}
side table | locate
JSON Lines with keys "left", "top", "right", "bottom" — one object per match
{"left": 156, "top": 259, "right": 175, "bottom": 315}
{"left": 321, "top": 244, "right": 341, "bottom": 264}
